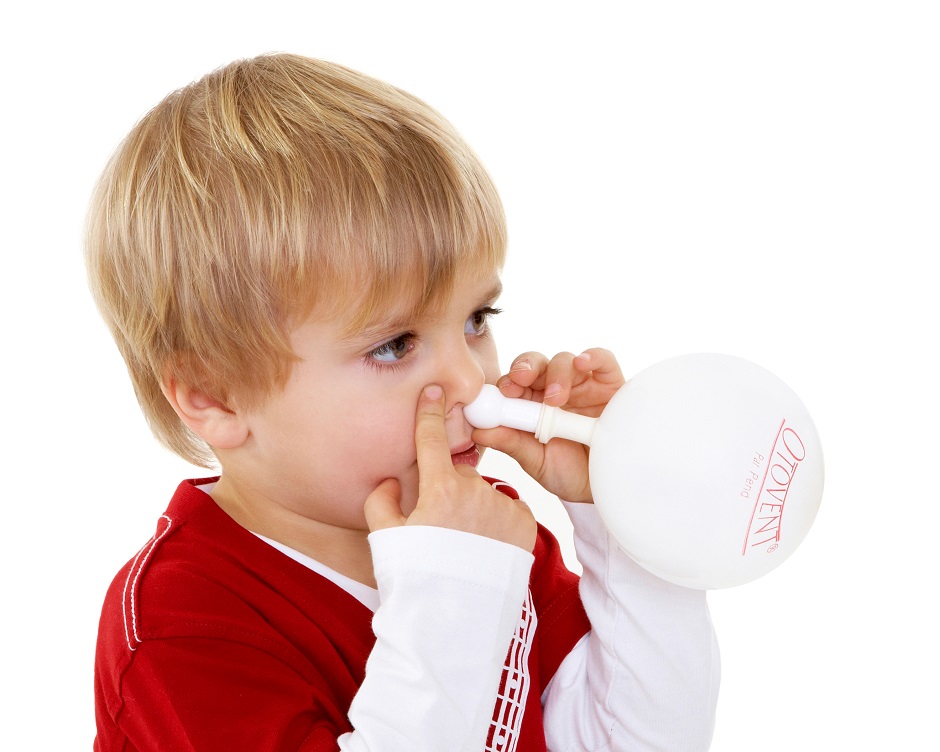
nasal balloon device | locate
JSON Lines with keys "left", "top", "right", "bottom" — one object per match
{"left": 464, "top": 353, "right": 824, "bottom": 589}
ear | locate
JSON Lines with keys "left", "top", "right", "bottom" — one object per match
{"left": 161, "top": 373, "right": 249, "bottom": 451}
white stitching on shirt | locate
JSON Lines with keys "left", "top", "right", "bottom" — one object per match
{"left": 486, "top": 589, "right": 536, "bottom": 752}
{"left": 122, "top": 515, "right": 173, "bottom": 652}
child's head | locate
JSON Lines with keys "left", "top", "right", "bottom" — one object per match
{"left": 86, "top": 54, "right": 506, "bottom": 468}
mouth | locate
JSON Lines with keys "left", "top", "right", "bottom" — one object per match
{"left": 450, "top": 443, "right": 481, "bottom": 467}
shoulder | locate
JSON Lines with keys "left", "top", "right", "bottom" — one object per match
{"left": 97, "top": 509, "right": 263, "bottom": 652}
{"left": 96, "top": 479, "right": 359, "bottom": 651}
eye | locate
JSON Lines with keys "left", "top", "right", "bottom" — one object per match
{"left": 465, "top": 306, "right": 502, "bottom": 336}
{"left": 368, "top": 334, "right": 414, "bottom": 364}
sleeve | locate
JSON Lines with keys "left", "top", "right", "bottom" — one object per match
{"left": 339, "top": 525, "right": 534, "bottom": 752}
{"left": 540, "top": 502, "right": 721, "bottom": 752}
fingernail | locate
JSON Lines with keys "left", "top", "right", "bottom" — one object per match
{"left": 510, "top": 359, "right": 532, "bottom": 372}
{"left": 424, "top": 384, "right": 443, "bottom": 400}
{"left": 576, "top": 351, "right": 591, "bottom": 363}
{"left": 544, "top": 383, "right": 562, "bottom": 401}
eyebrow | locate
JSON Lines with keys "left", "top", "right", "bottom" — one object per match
{"left": 478, "top": 281, "right": 504, "bottom": 308}
{"left": 347, "top": 280, "right": 504, "bottom": 346}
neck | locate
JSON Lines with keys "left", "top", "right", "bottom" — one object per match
{"left": 209, "top": 475, "right": 377, "bottom": 590}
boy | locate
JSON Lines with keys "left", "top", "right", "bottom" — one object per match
{"left": 87, "top": 54, "right": 719, "bottom": 750}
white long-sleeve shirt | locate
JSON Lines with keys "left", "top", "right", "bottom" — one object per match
{"left": 306, "top": 501, "right": 720, "bottom": 751}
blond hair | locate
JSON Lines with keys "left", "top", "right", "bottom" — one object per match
{"left": 85, "top": 53, "right": 506, "bottom": 467}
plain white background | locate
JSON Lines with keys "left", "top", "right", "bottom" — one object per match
{"left": 2, "top": 1, "right": 937, "bottom": 748}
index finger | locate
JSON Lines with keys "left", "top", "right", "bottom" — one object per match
{"left": 574, "top": 347, "right": 626, "bottom": 388}
{"left": 414, "top": 384, "right": 456, "bottom": 482}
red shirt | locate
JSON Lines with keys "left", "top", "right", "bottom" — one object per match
{"left": 94, "top": 478, "right": 590, "bottom": 750}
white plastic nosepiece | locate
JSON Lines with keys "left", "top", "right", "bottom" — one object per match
{"left": 464, "top": 384, "right": 541, "bottom": 432}
{"left": 464, "top": 384, "right": 598, "bottom": 446}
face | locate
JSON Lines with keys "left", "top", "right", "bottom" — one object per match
{"left": 229, "top": 269, "right": 503, "bottom": 531}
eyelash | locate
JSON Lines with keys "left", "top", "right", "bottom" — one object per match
{"left": 365, "top": 306, "right": 502, "bottom": 370}
{"left": 467, "top": 305, "right": 502, "bottom": 336}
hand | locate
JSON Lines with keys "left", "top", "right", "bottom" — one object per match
{"left": 364, "top": 385, "right": 538, "bottom": 552}
{"left": 472, "top": 348, "right": 625, "bottom": 503}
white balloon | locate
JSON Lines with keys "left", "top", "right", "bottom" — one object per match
{"left": 466, "top": 353, "right": 825, "bottom": 589}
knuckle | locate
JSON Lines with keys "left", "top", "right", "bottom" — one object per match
{"left": 516, "top": 351, "right": 548, "bottom": 370}
{"left": 432, "top": 471, "right": 462, "bottom": 496}
{"left": 416, "top": 430, "right": 447, "bottom": 451}
{"left": 416, "top": 406, "right": 445, "bottom": 429}
{"left": 547, "top": 352, "right": 576, "bottom": 375}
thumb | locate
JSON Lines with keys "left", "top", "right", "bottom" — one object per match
{"left": 363, "top": 478, "right": 405, "bottom": 533}
{"left": 473, "top": 425, "right": 546, "bottom": 474}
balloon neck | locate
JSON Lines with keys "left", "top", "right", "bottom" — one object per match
{"left": 464, "top": 384, "right": 598, "bottom": 446}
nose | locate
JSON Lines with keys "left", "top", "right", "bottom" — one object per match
{"left": 438, "top": 343, "right": 487, "bottom": 418}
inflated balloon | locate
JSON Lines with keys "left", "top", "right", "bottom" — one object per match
{"left": 465, "top": 353, "right": 824, "bottom": 589}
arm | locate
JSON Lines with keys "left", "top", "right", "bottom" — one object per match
{"left": 474, "top": 349, "right": 720, "bottom": 750}
{"left": 340, "top": 525, "right": 533, "bottom": 751}
{"left": 541, "top": 502, "right": 720, "bottom": 751}
{"left": 349, "top": 383, "right": 540, "bottom": 749}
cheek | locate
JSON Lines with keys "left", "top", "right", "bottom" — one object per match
{"left": 345, "top": 401, "right": 418, "bottom": 473}
{"left": 349, "top": 407, "right": 422, "bottom": 515}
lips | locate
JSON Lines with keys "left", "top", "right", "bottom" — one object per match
{"left": 450, "top": 444, "right": 481, "bottom": 467}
